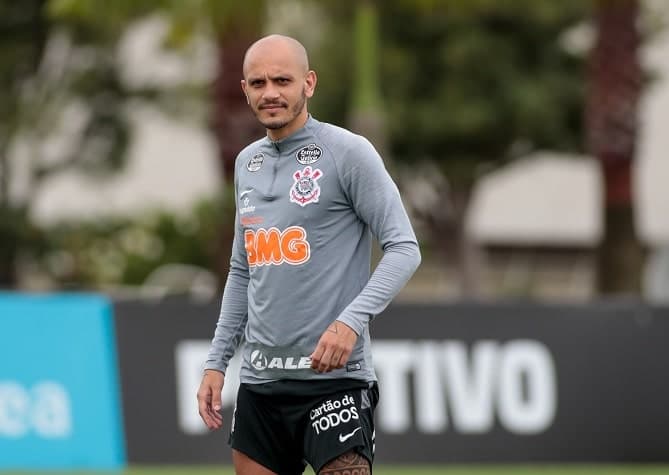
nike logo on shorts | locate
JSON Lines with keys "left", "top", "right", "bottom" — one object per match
{"left": 338, "top": 427, "right": 361, "bottom": 443}
{"left": 239, "top": 189, "right": 253, "bottom": 198}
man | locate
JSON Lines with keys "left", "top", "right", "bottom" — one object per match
{"left": 197, "top": 34, "right": 420, "bottom": 475}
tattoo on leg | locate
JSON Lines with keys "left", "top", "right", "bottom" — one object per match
{"left": 319, "top": 450, "right": 370, "bottom": 475}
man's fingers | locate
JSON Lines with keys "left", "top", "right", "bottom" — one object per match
{"left": 330, "top": 351, "right": 341, "bottom": 370}
{"left": 211, "top": 388, "right": 223, "bottom": 413}
{"left": 207, "top": 408, "right": 223, "bottom": 429}
{"left": 312, "top": 321, "right": 359, "bottom": 373}
{"left": 197, "top": 371, "right": 225, "bottom": 430}
{"left": 208, "top": 402, "right": 223, "bottom": 426}
{"left": 310, "top": 345, "right": 325, "bottom": 370}
{"left": 338, "top": 347, "right": 352, "bottom": 368}
{"left": 199, "top": 399, "right": 222, "bottom": 430}
{"left": 197, "top": 389, "right": 215, "bottom": 429}
{"left": 318, "top": 347, "right": 335, "bottom": 373}
{"left": 312, "top": 341, "right": 345, "bottom": 373}
{"left": 313, "top": 345, "right": 349, "bottom": 372}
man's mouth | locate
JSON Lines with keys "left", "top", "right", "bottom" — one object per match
{"left": 260, "top": 103, "right": 286, "bottom": 110}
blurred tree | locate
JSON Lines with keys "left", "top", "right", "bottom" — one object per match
{"left": 390, "top": 1, "right": 591, "bottom": 295}
{"left": 49, "top": 0, "right": 266, "bottom": 284}
{"left": 586, "top": 0, "right": 643, "bottom": 293}
{"left": 348, "top": 0, "right": 387, "bottom": 156}
{"left": 0, "top": 0, "right": 46, "bottom": 286}
{"left": 314, "top": 0, "right": 590, "bottom": 295}
{"left": 11, "top": 0, "right": 643, "bottom": 296}
{"left": 38, "top": 195, "right": 228, "bottom": 288}
{"left": 0, "top": 0, "right": 133, "bottom": 286}
{"left": 168, "top": 2, "right": 266, "bottom": 282}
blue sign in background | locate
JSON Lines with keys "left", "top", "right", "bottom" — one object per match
{"left": 0, "top": 293, "right": 126, "bottom": 469}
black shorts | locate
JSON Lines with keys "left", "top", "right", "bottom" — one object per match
{"left": 229, "top": 379, "right": 378, "bottom": 474}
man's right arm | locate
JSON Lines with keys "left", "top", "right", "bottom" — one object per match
{"left": 204, "top": 212, "right": 250, "bottom": 374}
{"left": 198, "top": 255, "right": 248, "bottom": 431}
{"left": 198, "top": 197, "right": 250, "bottom": 430}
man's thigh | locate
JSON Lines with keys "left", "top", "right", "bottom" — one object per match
{"left": 303, "top": 384, "right": 378, "bottom": 474}
{"left": 230, "top": 381, "right": 377, "bottom": 474}
{"left": 230, "top": 384, "right": 306, "bottom": 474}
{"left": 317, "top": 450, "right": 370, "bottom": 475}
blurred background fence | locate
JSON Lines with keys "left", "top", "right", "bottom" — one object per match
{"left": 2, "top": 294, "right": 668, "bottom": 469}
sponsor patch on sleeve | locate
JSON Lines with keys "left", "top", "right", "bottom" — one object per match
{"left": 247, "top": 152, "right": 264, "bottom": 171}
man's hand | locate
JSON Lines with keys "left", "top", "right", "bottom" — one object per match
{"left": 310, "top": 321, "right": 358, "bottom": 373}
{"left": 197, "top": 369, "right": 225, "bottom": 430}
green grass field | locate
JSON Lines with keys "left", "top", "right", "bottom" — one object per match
{"left": 3, "top": 465, "right": 669, "bottom": 475}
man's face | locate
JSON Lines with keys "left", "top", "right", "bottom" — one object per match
{"left": 241, "top": 44, "right": 316, "bottom": 140}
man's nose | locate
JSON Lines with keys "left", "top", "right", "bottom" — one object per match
{"left": 263, "top": 84, "right": 280, "bottom": 100}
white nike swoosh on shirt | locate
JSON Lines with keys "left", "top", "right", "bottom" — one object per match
{"left": 239, "top": 189, "right": 253, "bottom": 198}
{"left": 338, "top": 427, "right": 361, "bottom": 443}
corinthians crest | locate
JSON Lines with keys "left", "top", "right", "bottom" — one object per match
{"left": 290, "top": 166, "right": 323, "bottom": 206}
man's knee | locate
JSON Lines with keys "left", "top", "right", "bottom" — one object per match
{"left": 318, "top": 450, "right": 370, "bottom": 475}
{"left": 232, "top": 449, "right": 278, "bottom": 475}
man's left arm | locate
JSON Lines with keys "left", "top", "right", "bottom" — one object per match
{"left": 310, "top": 136, "right": 421, "bottom": 372}
{"left": 335, "top": 136, "right": 421, "bottom": 333}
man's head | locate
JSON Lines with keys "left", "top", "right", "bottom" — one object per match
{"left": 241, "top": 35, "right": 317, "bottom": 141}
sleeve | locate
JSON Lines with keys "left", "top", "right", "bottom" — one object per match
{"left": 335, "top": 136, "right": 421, "bottom": 335}
{"left": 203, "top": 170, "right": 250, "bottom": 374}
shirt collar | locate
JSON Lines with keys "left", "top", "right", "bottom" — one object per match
{"left": 262, "top": 115, "right": 320, "bottom": 153}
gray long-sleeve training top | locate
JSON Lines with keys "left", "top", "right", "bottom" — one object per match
{"left": 204, "top": 115, "right": 421, "bottom": 384}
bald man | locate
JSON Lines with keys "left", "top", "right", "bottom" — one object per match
{"left": 197, "top": 34, "right": 420, "bottom": 475}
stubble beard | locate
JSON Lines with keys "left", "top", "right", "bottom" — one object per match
{"left": 258, "top": 88, "right": 307, "bottom": 130}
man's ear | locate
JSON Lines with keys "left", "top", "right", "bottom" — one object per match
{"left": 241, "top": 80, "right": 249, "bottom": 104}
{"left": 304, "top": 70, "right": 317, "bottom": 98}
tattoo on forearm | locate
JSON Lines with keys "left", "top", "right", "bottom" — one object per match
{"left": 319, "top": 451, "right": 370, "bottom": 475}
{"left": 327, "top": 322, "right": 338, "bottom": 334}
